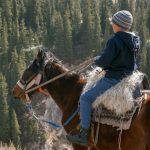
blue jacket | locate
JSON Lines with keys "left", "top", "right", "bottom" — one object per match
{"left": 95, "top": 31, "right": 140, "bottom": 79}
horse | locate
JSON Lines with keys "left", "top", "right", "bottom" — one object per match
{"left": 13, "top": 48, "right": 150, "bottom": 150}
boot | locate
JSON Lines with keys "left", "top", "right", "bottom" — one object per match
{"left": 66, "top": 127, "right": 89, "bottom": 146}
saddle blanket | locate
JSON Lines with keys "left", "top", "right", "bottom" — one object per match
{"left": 83, "top": 67, "right": 144, "bottom": 130}
{"left": 92, "top": 98, "right": 142, "bottom": 130}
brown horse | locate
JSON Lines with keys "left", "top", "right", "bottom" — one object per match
{"left": 13, "top": 49, "right": 150, "bottom": 150}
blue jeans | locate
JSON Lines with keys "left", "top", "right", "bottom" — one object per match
{"left": 80, "top": 77, "right": 120, "bottom": 128}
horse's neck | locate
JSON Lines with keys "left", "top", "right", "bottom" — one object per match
{"left": 47, "top": 74, "right": 86, "bottom": 115}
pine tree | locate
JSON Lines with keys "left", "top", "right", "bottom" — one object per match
{"left": 0, "top": 73, "right": 9, "bottom": 143}
{"left": 14, "top": 18, "right": 20, "bottom": 52}
{"left": 18, "top": 19, "right": 28, "bottom": 49}
{"left": 1, "top": 19, "right": 8, "bottom": 53}
{"left": 128, "top": 0, "right": 136, "bottom": 15}
{"left": 1, "top": 19, "right": 8, "bottom": 72}
{"left": 146, "top": 2, "right": 150, "bottom": 33}
{"left": 80, "top": 0, "right": 93, "bottom": 58}
{"left": 7, "top": 48, "right": 20, "bottom": 89}
{"left": 146, "top": 40, "right": 150, "bottom": 78}
{"left": 104, "top": 18, "right": 112, "bottom": 45}
{"left": 24, "top": 0, "right": 37, "bottom": 31}
{"left": 18, "top": 0, "right": 26, "bottom": 22}
{"left": 9, "top": 108, "right": 21, "bottom": 146}
{"left": 25, "top": 50, "right": 35, "bottom": 66}
{"left": 54, "top": 12, "right": 65, "bottom": 59}
{"left": 100, "top": 0, "right": 109, "bottom": 35}
{"left": 92, "top": 0, "right": 101, "bottom": 54}
{"left": 134, "top": 1, "right": 148, "bottom": 72}
{"left": 62, "top": 5, "right": 73, "bottom": 61}
{"left": 0, "top": 10, "right": 2, "bottom": 57}
{"left": 1, "top": 0, "right": 12, "bottom": 23}
{"left": 100, "top": 0, "right": 113, "bottom": 46}
{"left": 67, "top": 0, "right": 82, "bottom": 58}
{"left": 43, "top": 0, "right": 56, "bottom": 48}
{"left": 34, "top": 1, "right": 44, "bottom": 42}
{"left": 134, "top": 1, "right": 147, "bottom": 45}
{"left": 12, "top": 0, "right": 18, "bottom": 20}
{"left": 136, "top": 0, "right": 140, "bottom": 8}
{"left": 118, "top": 0, "right": 129, "bottom": 10}
{"left": 28, "top": 27, "right": 38, "bottom": 46}
{"left": 18, "top": 50, "right": 26, "bottom": 76}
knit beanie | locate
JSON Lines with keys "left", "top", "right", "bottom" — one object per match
{"left": 111, "top": 10, "right": 133, "bottom": 30}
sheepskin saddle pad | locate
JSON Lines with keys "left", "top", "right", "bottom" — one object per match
{"left": 83, "top": 68, "right": 144, "bottom": 130}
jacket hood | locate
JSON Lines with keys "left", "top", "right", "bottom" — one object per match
{"left": 115, "top": 31, "right": 140, "bottom": 52}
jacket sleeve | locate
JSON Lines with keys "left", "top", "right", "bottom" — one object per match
{"left": 94, "top": 38, "right": 119, "bottom": 69}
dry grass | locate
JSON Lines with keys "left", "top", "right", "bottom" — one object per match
{"left": 0, "top": 143, "right": 22, "bottom": 150}
{"left": 0, "top": 145, "right": 15, "bottom": 150}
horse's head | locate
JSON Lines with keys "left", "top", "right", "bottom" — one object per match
{"left": 12, "top": 47, "right": 61, "bottom": 101}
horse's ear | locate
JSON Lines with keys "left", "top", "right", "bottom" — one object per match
{"left": 34, "top": 48, "right": 46, "bottom": 68}
{"left": 37, "top": 48, "right": 44, "bottom": 60}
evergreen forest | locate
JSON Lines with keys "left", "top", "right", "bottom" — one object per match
{"left": 0, "top": 0, "right": 150, "bottom": 149}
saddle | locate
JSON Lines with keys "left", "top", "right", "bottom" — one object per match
{"left": 83, "top": 68, "right": 148, "bottom": 130}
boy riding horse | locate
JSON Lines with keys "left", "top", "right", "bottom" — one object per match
{"left": 66, "top": 10, "right": 140, "bottom": 146}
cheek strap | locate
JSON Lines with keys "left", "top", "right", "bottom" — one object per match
{"left": 26, "top": 73, "right": 42, "bottom": 90}
{"left": 17, "top": 73, "right": 42, "bottom": 91}
{"left": 17, "top": 80, "right": 25, "bottom": 90}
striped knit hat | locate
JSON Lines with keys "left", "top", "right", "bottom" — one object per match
{"left": 111, "top": 10, "right": 133, "bottom": 30}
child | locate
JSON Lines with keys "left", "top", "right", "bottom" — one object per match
{"left": 66, "top": 10, "right": 140, "bottom": 145}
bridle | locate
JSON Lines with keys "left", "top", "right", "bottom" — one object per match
{"left": 16, "top": 47, "right": 61, "bottom": 91}
{"left": 17, "top": 73, "right": 42, "bottom": 92}
{"left": 15, "top": 72, "right": 48, "bottom": 103}
{"left": 15, "top": 51, "right": 57, "bottom": 100}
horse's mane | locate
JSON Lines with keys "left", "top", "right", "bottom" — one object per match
{"left": 44, "top": 52, "right": 86, "bottom": 87}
